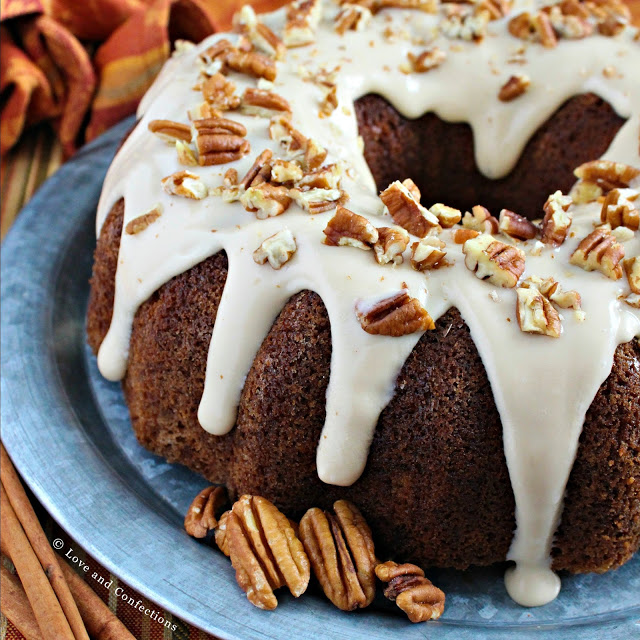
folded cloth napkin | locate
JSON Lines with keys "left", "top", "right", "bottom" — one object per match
{"left": 0, "top": 0, "right": 286, "bottom": 158}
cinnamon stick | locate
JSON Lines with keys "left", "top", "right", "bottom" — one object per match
{"left": 1, "top": 564, "right": 44, "bottom": 640}
{"left": 58, "top": 559, "right": 137, "bottom": 640}
{"left": 0, "top": 444, "right": 89, "bottom": 640}
{"left": 0, "top": 485, "right": 75, "bottom": 640}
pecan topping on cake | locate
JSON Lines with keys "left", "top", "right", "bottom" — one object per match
{"left": 125, "top": 206, "right": 162, "bottom": 235}
{"left": 184, "top": 486, "right": 227, "bottom": 538}
{"left": 374, "top": 226, "right": 410, "bottom": 265}
{"left": 462, "top": 205, "right": 499, "bottom": 234}
{"left": 290, "top": 187, "right": 347, "bottom": 213}
{"left": 498, "top": 74, "right": 530, "bottom": 101}
{"left": 202, "top": 73, "right": 241, "bottom": 111}
{"left": 429, "top": 203, "right": 461, "bottom": 228}
{"left": 440, "top": 3, "right": 491, "bottom": 41}
{"left": 570, "top": 227, "right": 625, "bottom": 279}
{"left": 221, "top": 47, "right": 277, "bottom": 81}
{"left": 148, "top": 119, "right": 191, "bottom": 143}
{"left": 271, "top": 159, "right": 304, "bottom": 183}
{"left": 624, "top": 255, "right": 640, "bottom": 294}
{"left": 574, "top": 160, "right": 640, "bottom": 190}
{"left": 516, "top": 285, "right": 562, "bottom": 338}
{"left": 406, "top": 47, "right": 446, "bottom": 73}
{"left": 600, "top": 188, "right": 640, "bottom": 230}
{"left": 320, "top": 85, "right": 338, "bottom": 117}
{"left": 463, "top": 234, "right": 525, "bottom": 287}
{"left": 499, "top": 208, "right": 538, "bottom": 240}
{"left": 242, "top": 88, "right": 292, "bottom": 117}
{"left": 375, "top": 561, "right": 445, "bottom": 623}
{"left": 523, "top": 275, "right": 582, "bottom": 309}
{"left": 240, "top": 149, "right": 274, "bottom": 188}
{"left": 453, "top": 227, "right": 480, "bottom": 244}
{"left": 192, "top": 117, "right": 250, "bottom": 165}
{"left": 411, "top": 237, "right": 447, "bottom": 270}
{"left": 285, "top": 0, "right": 323, "bottom": 47}
{"left": 299, "top": 500, "right": 376, "bottom": 611}
{"left": 335, "top": 3, "right": 372, "bottom": 34}
{"left": 241, "top": 183, "right": 293, "bottom": 219}
{"left": 380, "top": 180, "right": 440, "bottom": 238}
{"left": 323, "top": 206, "right": 378, "bottom": 249}
{"left": 508, "top": 11, "right": 558, "bottom": 47}
{"left": 233, "top": 5, "right": 286, "bottom": 60}
{"left": 226, "top": 495, "right": 310, "bottom": 610}
{"left": 541, "top": 190, "right": 573, "bottom": 246}
{"left": 161, "top": 170, "right": 208, "bottom": 199}
{"left": 253, "top": 229, "right": 297, "bottom": 269}
{"left": 355, "top": 291, "right": 435, "bottom": 336}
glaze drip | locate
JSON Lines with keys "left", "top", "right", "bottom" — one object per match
{"left": 95, "top": 0, "right": 640, "bottom": 607}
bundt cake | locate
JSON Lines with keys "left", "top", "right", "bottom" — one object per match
{"left": 87, "top": 0, "right": 640, "bottom": 608}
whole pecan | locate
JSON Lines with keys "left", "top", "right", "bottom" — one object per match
{"left": 226, "top": 495, "right": 310, "bottom": 610}
{"left": 375, "top": 561, "right": 445, "bottom": 623}
{"left": 299, "top": 500, "right": 377, "bottom": 611}
{"left": 184, "top": 486, "right": 227, "bottom": 538}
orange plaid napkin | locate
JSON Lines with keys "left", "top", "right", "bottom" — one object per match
{"left": 0, "top": 0, "right": 286, "bottom": 158}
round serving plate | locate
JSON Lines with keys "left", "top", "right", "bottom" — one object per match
{"left": 1, "top": 118, "right": 639, "bottom": 640}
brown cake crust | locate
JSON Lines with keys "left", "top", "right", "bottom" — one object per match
{"left": 355, "top": 93, "right": 625, "bottom": 220}
{"left": 87, "top": 95, "right": 639, "bottom": 573}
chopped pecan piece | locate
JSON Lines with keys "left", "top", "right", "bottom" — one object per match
{"left": 407, "top": 47, "right": 446, "bottom": 73}
{"left": 241, "top": 183, "right": 292, "bottom": 219}
{"left": 215, "top": 510, "right": 230, "bottom": 556}
{"left": 175, "top": 140, "right": 197, "bottom": 166}
{"left": 411, "top": 237, "right": 447, "bottom": 270}
{"left": 284, "top": 0, "right": 322, "bottom": 47}
{"left": 253, "top": 229, "right": 297, "bottom": 269}
{"left": 375, "top": 561, "right": 445, "bottom": 623}
{"left": 498, "top": 74, "right": 530, "bottom": 101}
{"left": 335, "top": 3, "right": 372, "bottom": 34}
{"left": 600, "top": 188, "right": 640, "bottom": 230}
{"left": 380, "top": 180, "right": 440, "bottom": 238}
{"left": 297, "top": 164, "right": 342, "bottom": 190}
{"left": 522, "top": 275, "right": 581, "bottom": 309}
{"left": 355, "top": 291, "right": 435, "bottom": 336}
{"left": 320, "top": 85, "right": 338, "bottom": 117}
{"left": 240, "top": 149, "right": 273, "bottom": 188}
{"left": 224, "top": 167, "right": 239, "bottom": 187}
{"left": 499, "top": 208, "right": 538, "bottom": 240}
{"left": 516, "top": 286, "right": 562, "bottom": 337}
{"left": 233, "top": 5, "right": 286, "bottom": 60}
{"left": 227, "top": 495, "right": 310, "bottom": 610}
{"left": 453, "top": 227, "right": 480, "bottom": 244}
{"left": 271, "top": 159, "right": 304, "bottom": 183}
{"left": 376, "top": 0, "right": 438, "bottom": 10}
{"left": 148, "top": 119, "right": 191, "bottom": 142}
{"left": 569, "top": 179, "right": 603, "bottom": 204}
{"left": 323, "top": 206, "right": 378, "bottom": 249}
{"left": 463, "top": 234, "right": 525, "bottom": 287}
{"left": 304, "top": 138, "right": 328, "bottom": 170}
{"left": 570, "top": 227, "right": 625, "bottom": 279}
{"left": 162, "top": 170, "right": 208, "bottom": 199}
{"left": 440, "top": 4, "right": 490, "bottom": 41}
{"left": 242, "top": 88, "right": 292, "bottom": 117}
{"left": 125, "top": 205, "right": 162, "bottom": 235}
{"left": 624, "top": 255, "right": 640, "bottom": 293}
{"left": 508, "top": 11, "right": 557, "bottom": 47}
{"left": 202, "top": 73, "right": 241, "bottom": 111}
{"left": 269, "top": 114, "right": 308, "bottom": 155}
{"left": 291, "top": 187, "right": 346, "bottom": 213}
{"left": 462, "top": 205, "right": 499, "bottom": 234}
{"left": 540, "top": 190, "right": 573, "bottom": 246}
{"left": 299, "top": 500, "right": 376, "bottom": 611}
{"left": 374, "top": 226, "right": 410, "bottom": 265}
{"left": 574, "top": 160, "right": 640, "bottom": 190}
{"left": 184, "top": 486, "right": 227, "bottom": 538}
{"left": 427, "top": 203, "right": 460, "bottom": 228}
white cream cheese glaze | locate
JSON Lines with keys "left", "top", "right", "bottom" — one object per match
{"left": 94, "top": 0, "right": 640, "bottom": 607}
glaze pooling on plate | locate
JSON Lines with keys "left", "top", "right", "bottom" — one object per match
{"left": 94, "top": 0, "right": 640, "bottom": 608}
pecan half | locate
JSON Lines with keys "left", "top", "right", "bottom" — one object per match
{"left": 323, "top": 206, "right": 378, "bottom": 249}
{"left": 499, "top": 208, "right": 538, "bottom": 240}
{"left": 498, "top": 74, "right": 530, "bottom": 101}
{"left": 625, "top": 256, "right": 640, "bottom": 294}
{"left": 184, "top": 486, "right": 228, "bottom": 538}
{"left": 224, "top": 48, "right": 277, "bottom": 81}
{"left": 516, "top": 286, "right": 562, "bottom": 337}
{"left": 380, "top": 180, "right": 440, "bottom": 238}
{"left": 253, "top": 229, "right": 297, "bottom": 269}
{"left": 462, "top": 205, "right": 499, "bottom": 234}
{"left": 355, "top": 291, "right": 435, "bottom": 336}
{"left": 125, "top": 205, "right": 162, "bottom": 235}
{"left": 335, "top": 3, "right": 372, "bottom": 34}
{"left": 540, "top": 190, "right": 573, "bottom": 246}
{"left": 148, "top": 119, "right": 191, "bottom": 142}
{"left": 193, "top": 117, "right": 250, "bottom": 166}
{"left": 161, "top": 170, "right": 208, "bottom": 199}
{"left": 463, "top": 234, "right": 525, "bottom": 287}
{"left": 570, "top": 227, "right": 625, "bottom": 279}
{"left": 227, "top": 495, "right": 310, "bottom": 610}
{"left": 242, "top": 88, "right": 292, "bottom": 117}
{"left": 202, "top": 73, "right": 241, "bottom": 111}
{"left": 574, "top": 160, "right": 640, "bottom": 190}
{"left": 407, "top": 48, "right": 446, "bottom": 73}
{"left": 600, "top": 188, "right": 640, "bottom": 230}
{"left": 299, "top": 501, "right": 376, "bottom": 611}
{"left": 375, "top": 561, "right": 445, "bottom": 623}
{"left": 411, "top": 237, "right": 447, "bottom": 270}
{"left": 374, "top": 226, "right": 410, "bottom": 265}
